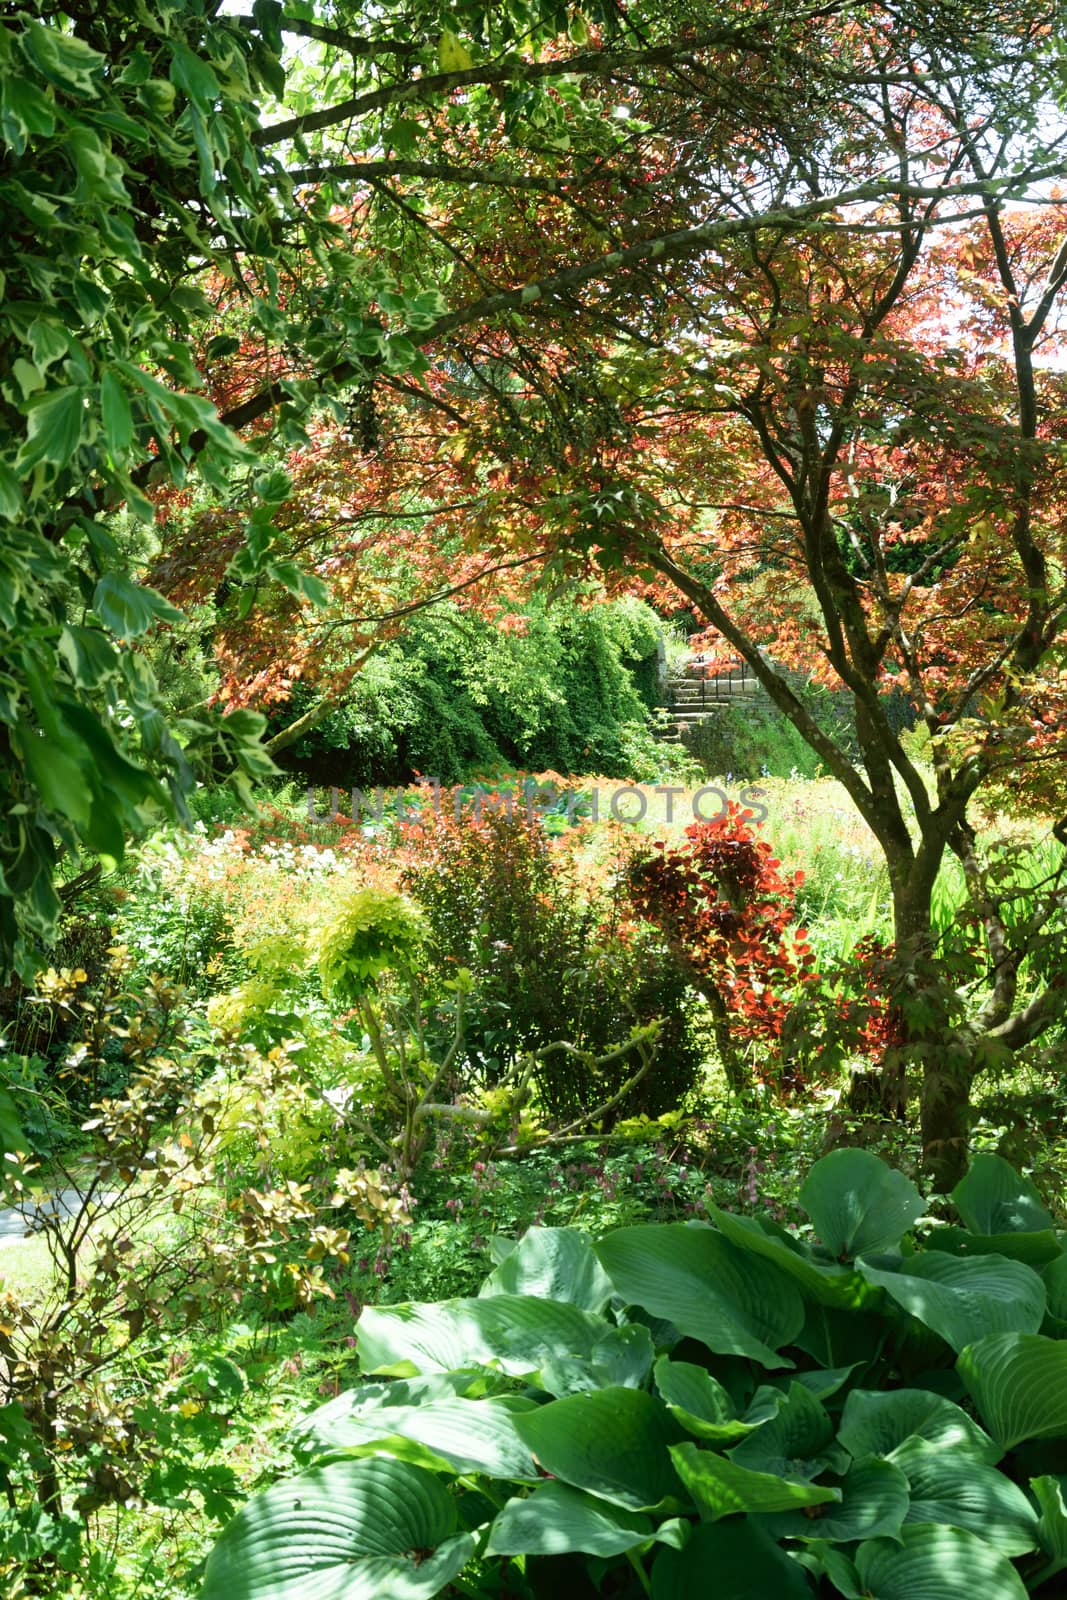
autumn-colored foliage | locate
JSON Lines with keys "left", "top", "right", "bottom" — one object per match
{"left": 625, "top": 806, "right": 816, "bottom": 1091}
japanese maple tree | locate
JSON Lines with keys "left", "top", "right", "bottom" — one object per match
{"left": 215, "top": 1, "right": 1067, "bottom": 1183}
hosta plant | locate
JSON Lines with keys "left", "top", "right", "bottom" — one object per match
{"left": 199, "top": 1149, "right": 1067, "bottom": 1599}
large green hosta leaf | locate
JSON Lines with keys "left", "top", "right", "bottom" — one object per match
{"left": 794, "top": 1302, "right": 888, "bottom": 1371}
{"left": 837, "top": 1388, "right": 1000, "bottom": 1464}
{"left": 793, "top": 1542, "right": 866, "bottom": 1598}
{"left": 730, "top": 1382, "right": 838, "bottom": 1479}
{"left": 1041, "top": 1250, "right": 1067, "bottom": 1325}
{"left": 479, "top": 1227, "right": 614, "bottom": 1312}
{"left": 596, "top": 1224, "right": 804, "bottom": 1368}
{"left": 854, "top": 1524, "right": 1029, "bottom": 1600}
{"left": 651, "top": 1520, "right": 814, "bottom": 1600}
{"left": 763, "top": 1457, "right": 909, "bottom": 1545}
{"left": 799, "top": 1150, "right": 924, "bottom": 1259}
{"left": 653, "top": 1357, "right": 763, "bottom": 1444}
{"left": 858, "top": 1251, "right": 1045, "bottom": 1353}
{"left": 1032, "top": 1475, "right": 1067, "bottom": 1580}
{"left": 513, "top": 1387, "right": 687, "bottom": 1512}
{"left": 292, "top": 1387, "right": 539, "bottom": 1480}
{"left": 485, "top": 1481, "right": 653, "bottom": 1557}
{"left": 668, "top": 1442, "right": 839, "bottom": 1521}
{"left": 790, "top": 1365, "right": 860, "bottom": 1400}
{"left": 199, "top": 1458, "right": 474, "bottom": 1600}
{"left": 958, "top": 1332, "right": 1067, "bottom": 1449}
{"left": 711, "top": 1207, "right": 874, "bottom": 1309}
{"left": 951, "top": 1153, "right": 1055, "bottom": 1235}
{"left": 892, "top": 1438, "right": 1038, "bottom": 1556}
{"left": 356, "top": 1294, "right": 648, "bottom": 1395}
{"left": 923, "top": 1225, "right": 1061, "bottom": 1267}
{"left": 538, "top": 1321, "right": 654, "bottom": 1397}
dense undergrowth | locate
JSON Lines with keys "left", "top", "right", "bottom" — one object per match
{"left": 203, "top": 1150, "right": 1067, "bottom": 1600}
{"left": 271, "top": 596, "right": 684, "bottom": 788}
{"left": 0, "top": 771, "right": 1064, "bottom": 1597}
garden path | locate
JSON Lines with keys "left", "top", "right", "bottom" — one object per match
{"left": 0, "top": 1189, "right": 113, "bottom": 1246}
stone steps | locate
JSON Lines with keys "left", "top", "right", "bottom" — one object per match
{"left": 653, "top": 707, "right": 725, "bottom": 743}
{"left": 653, "top": 654, "right": 806, "bottom": 745}
{"left": 668, "top": 686, "right": 761, "bottom": 705}
{"left": 674, "top": 670, "right": 759, "bottom": 685}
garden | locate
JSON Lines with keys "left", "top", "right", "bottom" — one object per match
{"left": 2, "top": 760, "right": 1067, "bottom": 1598}
{"left": 3, "top": 1, "right": 1067, "bottom": 1596}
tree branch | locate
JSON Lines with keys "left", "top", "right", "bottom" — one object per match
{"left": 208, "top": 171, "right": 1067, "bottom": 445}
{"left": 288, "top": 160, "right": 570, "bottom": 194}
{"left": 231, "top": 13, "right": 421, "bottom": 59}
{"left": 250, "top": 29, "right": 754, "bottom": 148}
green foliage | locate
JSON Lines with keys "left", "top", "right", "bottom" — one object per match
{"left": 930, "top": 835, "right": 1067, "bottom": 996}
{"left": 200, "top": 1458, "right": 474, "bottom": 1600}
{"left": 17, "top": 772, "right": 1067, "bottom": 1595}
{"left": 281, "top": 596, "right": 675, "bottom": 786}
{"left": 682, "top": 686, "right": 909, "bottom": 790}
{"left": 402, "top": 807, "right": 702, "bottom": 1117}
{"left": 371, "top": 1134, "right": 729, "bottom": 1303}
{"left": 682, "top": 698, "right": 829, "bottom": 783}
{"left": 798, "top": 1148, "right": 925, "bottom": 1258}
{"left": 0, "top": 2, "right": 293, "bottom": 978}
{"left": 953, "top": 1152, "right": 1056, "bottom": 1235}
{"left": 751, "top": 780, "right": 892, "bottom": 966}
{"left": 201, "top": 1148, "right": 1067, "bottom": 1599}
{"left": 0, "top": 948, "right": 420, "bottom": 1596}
{"left": 0, "top": 1050, "right": 80, "bottom": 1155}
{"left": 318, "top": 887, "right": 426, "bottom": 1004}
{"left": 114, "top": 834, "right": 238, "bottom": 995}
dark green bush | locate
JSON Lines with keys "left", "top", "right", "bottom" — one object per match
{"left": 201, "top": 1150, "right": 1067, "bottom": 1600}
{"left": 275, "top": 595, "right": 672, "bottom": 786}
{"left": 402, "top": 807, "right": 703, "bottom": 1119}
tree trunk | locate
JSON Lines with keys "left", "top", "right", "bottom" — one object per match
{"left": 703, "top": 982, "right": 749, "bottom": 1098}
{"left": 892, "top": 882, "right": 971, "bottom": 1189}
{"left": 860, "top": 883, "right": 922, "bottom": 1122}
{"left": 919, "top": 1050, "right": 971, "bottom": 1193}
{"left": 265, "top": 694, "right": 338, "bottom": 754}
